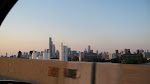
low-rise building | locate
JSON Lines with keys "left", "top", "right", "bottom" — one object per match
{"left": 83, "top": 52, "right": 97, "bottom": 62}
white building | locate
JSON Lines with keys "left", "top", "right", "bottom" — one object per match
{"left": 43, "top": 52, "right": 48, "bottom": 60}
{"left": 79, "top": 52, "right": 82, "bottom": 61}
{"left": 36, "top": 56, "right": 43, "bottom": 60}
{"left": 59, "top": 43, "right": 68, "bottom": 61}
{"left": 32, "top": 51, "right": 37, "bottom": 59}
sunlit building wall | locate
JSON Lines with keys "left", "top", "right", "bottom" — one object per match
{"left": 59, "top": 43, "right": 68, "bottom": 61}
{"left": 109, "top": 53, "right": 112, "bottom": 59}
{"left": 36, "top": 56, "right": 43, "bottom": 60}
{"left": 59, "top": 43, "right": 64, "bottom": 61}
{"left": 32, "top": 51, "right": 37, "bottom": 59}
{"left": 43, "top": 52, "right": 48, "bottom": 60}
{"left": 79, "top": 52, "right": 82, "bottom": 61}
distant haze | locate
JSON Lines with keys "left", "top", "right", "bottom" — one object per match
{"left": 0, "top": 0, "right": 150, "bottom": 56}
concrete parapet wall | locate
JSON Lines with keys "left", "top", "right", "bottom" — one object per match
{"left": 0, "top": 58, "right": 67, "bottom": 84}
{"left": 95, "top": 63, "right": 150, "bottom": 84}
{"left": 120, "top": 64, "right": 150, "bottom": 84}
{"left": 0, "top": 58, "right": 150, "bottom": 84}
{"left": 95, "top": 63, "right": 121, "bottom": 84}
{"left": 64, "top": 62, "right": 93, "bottom": 84}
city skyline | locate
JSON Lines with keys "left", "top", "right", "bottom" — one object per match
{"left": 0, "top": 0, "right": 150, "bottom": 56}
{"left": 1, "top": 37, "right": 149, "bottom": 57}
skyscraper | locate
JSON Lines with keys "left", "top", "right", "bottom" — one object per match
{"left": 145, "top": 49, "right": 149, "bottom": 52}
{"left": 127, "top": 49, "right": 131, "bottom": 54}
{"left": 6, "top": 52, "right": 7, "bottom": 57}
{"left": 59, "top": 43, "right": 68, "bottom": 61}
{"left": 52, "top": 44, "right": 55, "bottom": 58}
{"left": 59, "top": 43, "right": 64, "bottom": 61}
{"left": 96, "top": 50, "right": 98, "bottom": 54}
{"left": 32, "top": 51, "right": 37, "bottom": 59}
{"left": 55, "top": 50, "right": 59, "bottom": 58}
{"left": 124, "top": 49, "right": 127, "bottom": 54}
{"left": 88, "top": 45, "right": 90, "bottom": 53}
{"left": 79, "top": 51, "right": 82, "bottom": 61}
{"left": 49, "top": 37, "right": 52, "bottom": 58}
{"left": 137, "top": 49, "right": 140, "bottom": 54}
{"left": 64, "top": 46, "right": 68, "bottom": 61}
{"left": 43, "top": 51, "right": 48, "bottom": 60}
{"left": 68, "top": 48, "right": 71, "bottom": 56}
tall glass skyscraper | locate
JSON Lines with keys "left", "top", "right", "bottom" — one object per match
{"left": 49, "top": 37, "right": 52, "bottom": 58}
{"left": 88, "top": 45, "right": 90, "bottom": 53}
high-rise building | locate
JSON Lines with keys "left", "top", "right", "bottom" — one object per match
{"left": 85, "top": 48, "right": 87, "bottom": 52}
{"left": 59, "top": 43, "right": 64, "bottom": 61}
{"left": 123, "top": 49, "right": 131, "bottom": 54}
{"left": 96, "top": 50, "right": 98, "bottom": 55}
{"left": 140, "top": 49, "right": 144, "bottom": 54}
{"left": 36, "top": 56, "right": 43, "bottom": 60}
{"left": 142, "top": 52, "right": 150, "bottom": 58}
{"left": 116, "top": 50, "right": 119, "bottom": 55}
{"left": 79, "top": 51, "right": 82, "bottom": 61}
{"left": 55, "top": 50, "right": 59, "bottom": 58}
{"left": 68, "top": 48, "right": 71, "bottom": 56}
{"left": 6, "top": 52, "right": 7, "bottom": 57}
{"left": 124, "top": 49, "right": 127, "bottom": 54}
{"left": 40, "top": 51, "right": 43, "bottom": 56}
{"left": 108, "top": 53, "right": 112, "bottom": 59}
{"left": 64, "top": 46, "right": 68, "bottom": 61}
{"left": 112, "top": 53, "right": 117, "bottom": 59}
{"left": 120, "top": 50, "right": 123, "bottom": 55}
{"left": 127, "top": 49, "right": 131, "bottom": 54}
{"left": 52, "top": 44, "right": 55, "bottom": 58}
{"left": 145, "top": 49, "right": 149, "bottom": 52}
{"left": 137, "top": 49, "right": 140, "bottom": 54}
{"left": 43, "top": 51, "right": 48, "bottom": 60}
{"left": 71, "top": 51, "right": 78, "bottom": 57}
{"left": 49, "top": 37, "right": 52, "bottom": 58}
{"left": 46, "top": 49, "right": 49, "bottom": 53}
{"left": 32, "top": 51, "right": 37, "bottom": 59}
{"left": 83, "top": 49, "right": 87, "bottom": 61}
{"left": 59, "top": 43, "right": 68, "bottom": 61}
{"left": 88, "top": 45, "right": 90, "bottom": 53}
{"left": 18, "top": 51, "right": 22, "bottom": 58}
{"left": 90, "top": 50, "right": 93, "bottom": 53}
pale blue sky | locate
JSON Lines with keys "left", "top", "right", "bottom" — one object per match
{"left": 0, "top": 0, "right": 150, "bottom": 56}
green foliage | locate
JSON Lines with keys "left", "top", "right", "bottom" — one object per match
{"left": 111, "top": 58, "right": 121, "bottom": 63}
{"left": 94, "top": 58, "right": 111, "bottom": 62}
{"left": 124, "top": 57, "right": 148, "bottom": 64}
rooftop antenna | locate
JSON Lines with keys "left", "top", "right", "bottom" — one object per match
{"left": 49, "top": 35, "right": 52, "bottom": 38}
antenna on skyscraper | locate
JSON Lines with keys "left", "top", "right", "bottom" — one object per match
{"left": 49, "top": 35, "right": 52, "bottom": 38}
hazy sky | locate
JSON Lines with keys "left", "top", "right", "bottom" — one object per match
{"left": 0, "top": 0, "right": 150, "bottom": 56}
